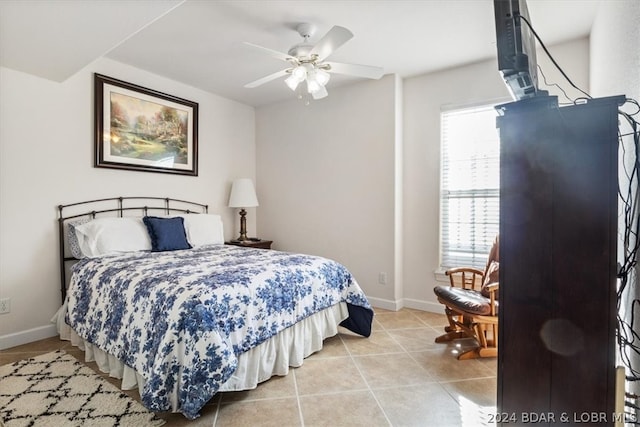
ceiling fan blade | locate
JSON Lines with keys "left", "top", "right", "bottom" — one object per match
{"left": 310, "top": 26, "right": 353, "bottom": 61}
{"left": 323, "top": 62, "right": 384, "bottom": 80}
{"left": 243, "top": 42, "right": 294, "bottom": 62}
{"left": 244, "top": 69, "right": 289, "bottom": 88}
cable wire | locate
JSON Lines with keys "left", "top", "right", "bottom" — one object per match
{"left": 616, "top": 100, "right": 640, "bottom": 424}
{"left": 516, "top": 13, "right": 592, "bottom": 100}
{"left": 536, "top": 64, "right": 573, "bottom": 104}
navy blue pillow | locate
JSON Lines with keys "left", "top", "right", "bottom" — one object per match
{"left": 143, "top": 216, "right": 192, "bottom": 252}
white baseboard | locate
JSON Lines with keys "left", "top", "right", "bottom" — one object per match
{"left": 402, "top": 298, "right": 443, "bottom": 314}
{"left": 366, "top": 296, "right": 402, "bottom": 311}
{"left": 0, "top": 324, "right": 58, "bottom": 350}
{"left": 366, "top": 296, "right": 443, "bottom": 314}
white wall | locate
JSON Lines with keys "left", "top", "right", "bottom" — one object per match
{"left": 0, "top": 58, "right": 256, "bottom": 348}
{"left": 590, "top": 1, "right": 639, "bottom": 99}
{"left": 255, "top": 75, "right": 398, "bottom": 308}
{"left": 402, "top": 37, "right": 590, "bottom": 312}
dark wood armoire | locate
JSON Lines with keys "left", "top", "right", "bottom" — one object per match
{"left": 497, "top": 95, "right": 624, "bottom": 425}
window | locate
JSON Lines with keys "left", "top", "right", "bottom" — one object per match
{"left": 440, "top": 104, "right": 500, "bottom": 270}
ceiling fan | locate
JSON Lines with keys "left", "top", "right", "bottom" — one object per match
{"left": 244, "top": 23, "right": 384, "bottom": 100}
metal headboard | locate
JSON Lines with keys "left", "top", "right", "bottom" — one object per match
{"left": 57, "top": 196, "right": 208, "bottom": 303}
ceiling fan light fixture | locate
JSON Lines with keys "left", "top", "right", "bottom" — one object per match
{"left": 315, "top": 68, "right": 330, "bottom": 86}
{"left": 291, "top": 65, "right": 307, "bottom": 80}
{"left": 285, "top": 74, "right": 301, "bottom": 91}
{"left": 311, "top": 84, "right": 328, "bottom": 100}
{"left": 306, "top": 74, "right": 323, "bottom": 94}
{"left": 285, "top": 65, "right": 308, "bottom": 91}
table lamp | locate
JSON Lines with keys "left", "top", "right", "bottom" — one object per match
{"left": 228, "top": 178, "right": 259, "bottom": 241}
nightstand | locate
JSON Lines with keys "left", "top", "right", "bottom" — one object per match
{"left": 225, "top": 239, "right": 273, "bottom": 250}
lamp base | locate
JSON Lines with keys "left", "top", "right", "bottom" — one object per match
{"left": 236, "top": 208, "right": 249, "bottom": 241}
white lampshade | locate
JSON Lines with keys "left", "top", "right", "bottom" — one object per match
{"left": 306, "top": 75, "right": 322, "bottom": 94}
{"left": 228, "top": 178, "right": 259, "bottom": 208}
{"left": 285, "top": 65, "right": 308, "bottom": 91}
{"left": 311, "top": 84, "right": 328, "bottom": 100}
{"left": 285, "top": 74, "right": 302, "bottom": 91}
{"left": 315, "top": 69, "right": 330, "bottom": 86}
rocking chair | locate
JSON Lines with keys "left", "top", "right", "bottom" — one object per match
{"left": 433, "top": 236, "right": 499, "bottom": 359}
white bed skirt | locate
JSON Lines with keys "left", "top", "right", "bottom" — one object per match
{"left": 52, "top": 301, "right": 348, "bottom": 410}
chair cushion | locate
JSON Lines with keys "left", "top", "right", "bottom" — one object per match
{"left": 433, "top": 285, "right": 498, "bottom": 316}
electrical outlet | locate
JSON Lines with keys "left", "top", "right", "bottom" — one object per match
{"left": 378, "top": 272, "right": 387, "bottom": 285}
{"left": 0, "top": 298, "right": 10, "bottom": 314}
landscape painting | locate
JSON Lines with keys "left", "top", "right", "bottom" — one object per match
{"left": 94, "top": 74, "right": 198, "bottom": 176}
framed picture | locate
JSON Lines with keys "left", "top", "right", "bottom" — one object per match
{"left": 94, "top": 73, "right": 198, "bottom": 176}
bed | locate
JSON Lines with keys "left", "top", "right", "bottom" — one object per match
{"left": 52, "top": 197, "right": 373, "bottom": 419}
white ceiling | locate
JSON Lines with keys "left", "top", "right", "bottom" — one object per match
{"left": 0, "top": 0, "right": 601, "bottom": 107}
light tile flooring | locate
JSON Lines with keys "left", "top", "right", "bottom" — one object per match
{"left": 0, "top": 308, "right": 497, "bottom": 426}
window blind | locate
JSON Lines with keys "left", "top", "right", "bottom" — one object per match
{"left": 440, "top": 105, "right": 500, "bottom": 269}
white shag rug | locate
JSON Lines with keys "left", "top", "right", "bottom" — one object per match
{"left": 0, "top": 350, "right": 164, "bottom": 427}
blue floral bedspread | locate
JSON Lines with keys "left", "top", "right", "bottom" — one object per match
{"left": 65, "top": 245, "right": 372, "bottom": 419}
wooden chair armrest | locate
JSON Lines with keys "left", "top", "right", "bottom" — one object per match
{"left": 445, "top": 267, "right": 485, "bottom": 290}
{"left": 485, "top": 282, "right": 499, "bottom": 316}
{"left": 484, "top": 282, "right": 499, "bottom": 292}
{"left": 445, "top": 267, "right": 484, "bottom": 276}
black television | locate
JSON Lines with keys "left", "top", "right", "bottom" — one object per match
{"left": 494, "top": 0, "right": 547, "bottom": 100}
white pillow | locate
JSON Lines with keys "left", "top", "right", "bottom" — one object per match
{"left": 74, "top": 217, "right": 152, "bottom": 257}
{"left": 180, "top": 214, "right": 224, "bottom": 247}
